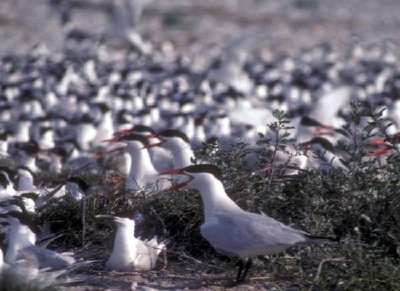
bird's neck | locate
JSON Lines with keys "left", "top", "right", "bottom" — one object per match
{"left": 0, "top": 140, "right": 8, "bottom": 153}
{"left": 40, "top": 131, "right": 55, "bottom": 149}
{"left": 197, "top": 180, "right": 241, "bottom": 222}
{"left": 194, "top": 125, "right": 206, "bottom": 143}
{"left": 5, "top": 223, "right": 36, "bottom": 263}
{"left": 15, "top": 121, "right": 30, "bottom": 142}
{"left": 77, "top": 123, "right": 96, "bottom": 150}
{"left": 99, "top": 111, "right": 113, "bottom": 131}
{"left": 171, "top": 144, "right": 194, "bottom": 168}
{"left": 18, "top": 174, "right": 34, "bottom": 191}
{"left": 127, "top": 148, "right": 158, "bottom": 187}
{"left": 21, "top": 154, "right": 37, "bottom": 172}
{"left": 112, "top": 226, "right": 137, "bottom": 258}
{"left": 49, "top": 155, "right": 62, "bottom": 173}
{"left": 5, "top": 183, "right": 15, "bottom": 195}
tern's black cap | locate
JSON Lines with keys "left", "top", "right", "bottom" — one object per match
{"left": 158, "top": 129, "right": 190, "bottom": 144}
{"left": 183, "top": 164, "right": 223, "bottom": 181}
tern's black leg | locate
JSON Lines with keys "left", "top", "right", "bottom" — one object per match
{"left": 235, "top": 259, "right": 245, "bottom": 283}
{"left": 240, "top": 258, "right": 252, "bottom": 282}
{"left": 235, "top": 258, "right": 252, "bottom": 283}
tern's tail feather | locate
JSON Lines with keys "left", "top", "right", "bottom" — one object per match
{"left": 144, "top": 236, "right": 166, "bottom": 255}
{"left": 304, "top": 235, "right": 339, "bottom": 245}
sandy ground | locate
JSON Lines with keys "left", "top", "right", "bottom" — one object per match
{"left": 58, "top": 247, "right": 297, "bottom": 291}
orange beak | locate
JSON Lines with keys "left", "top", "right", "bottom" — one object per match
{"left": 160, "top": 168, "right": 185, "bottom": 175}
{"left": 145, "top": 133, "right": 159, "bottom": 138}
{"left": 367, "top": 140, "right": 393, "bottom": 147}
{"left": 101, "top": 137, "right": 121, "bottom": 143}
{"left": 367, "top": 149, "right": 391, "bottom": 156}
{"left": 143, "top": 133, "right": 165, "bottom": 149}
{"left": 315, "top": 124, "right": 335, "bottom": 136}
{"left": 366, "top": 139, "right": 394, "bottom": 156}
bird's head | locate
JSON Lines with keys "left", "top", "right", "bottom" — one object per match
{"left": 96, "top": 215, "right": 135, "bottom": 230}
{"left": 160, "top": 164, "right": 223, "bottom": 192}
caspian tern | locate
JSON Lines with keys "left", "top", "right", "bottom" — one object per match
{"left": 161, "top": 164, "right": 336, "bottom": 283}
{"left": 113, "top": 125, "right": 172, "bottom": 172}
{"left": 156, "top": 129, "right": 195, "bottom": 168}
{"left": 0, "top": 211, "right": 76, "bottom": 270}
{"left": 103, "top": 133, "right": 171, "bottom": 191}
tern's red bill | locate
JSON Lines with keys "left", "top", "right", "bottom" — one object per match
{"left": 367, "top": 149, "right": 391, "bottom": 156}
{"left": 159, "top": 168, "right": 194, "bottom": 192}
{"left": 367, "top": 140, "right": 393, "bottom": 147}
{"left": 101, "top": 137, "right": 121, "bottom": 143}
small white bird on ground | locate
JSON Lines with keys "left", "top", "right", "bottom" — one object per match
{"left": 161, "top": 164, "right": 337, "bottom": 283}
{"left": 96, "top": 215, "right": 165, "bottom": 271}
{"left": 0, "top": 209, "right": 91, "bottom": 286}
{"left": 0, "top": 211, "right": 76, "bottom": 272}
{"left": 0, "top": 168, "right": 17, "bottom": 198}
{"left": 16, "top": 166, "right": 36, "bottom": 192}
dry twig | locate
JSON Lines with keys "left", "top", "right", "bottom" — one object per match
{"left": 309, "top": 257, "right": 348, "bottom": 291}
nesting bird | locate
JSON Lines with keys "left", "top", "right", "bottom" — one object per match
{"left": 96, "top": 215, "right": 165, "bottom": 271}
{"left": 0, "top": 210, "right": 76, "bottom": 272}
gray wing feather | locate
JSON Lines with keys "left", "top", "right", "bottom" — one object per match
{"left": 201, "top": 210, "right": 307, "bottom": 256}
{"left": 134, "top": 240, "right": 159, "bottom": 270}
{"left": 22, "top": 246, "right": 75, "bottom": 270}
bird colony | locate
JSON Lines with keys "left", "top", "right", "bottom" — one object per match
{"left": 0, "top": 38, "right": 399, "bottom": 288}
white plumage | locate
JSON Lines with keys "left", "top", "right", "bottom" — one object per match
{"left": 162, "top": 164, "right": 336, "bottom": 282}
{"left": 97, "top": 215, "right": 165, "bottom": 271}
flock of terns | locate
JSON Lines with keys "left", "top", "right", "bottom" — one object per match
{"left": 0, "top": 35, "right": 399, "bottom": 287}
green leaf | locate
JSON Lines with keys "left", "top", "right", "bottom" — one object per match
{"left": 377, "top": 107, "right": 386, "bottom": 118}
{"left": 272, "top": 109, "right": 285, "bottom": 120}
{"left": 335, "top": 128, "right": 351, "bottom": 138}
{"left": 364, "top": 123, "right": 377, "bottom": 134}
